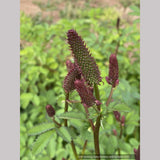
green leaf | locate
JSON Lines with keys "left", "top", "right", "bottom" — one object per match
{"left": 113, "top": 103, "right": 131, "bottom": 112}
{"left": 32, "top": 95, "right": 40, "bottom": 106}
{"left": 129, "top": 5, "right": 140, "bottom": 16}
{"left": 108, "top": 103, "right": 131, "bottom": 112}
{"left": 80, "top": 126, "right": 93, "bottom": 141}
{"left": 47, "top": 137, "right": 56, "bottom": 158}
{"left": 56, "top": 148, "right": 68, "bottom": 160}
{"left": 28, "top": 123, "right": 55, "bottom": 136}
{"left": 109, "top": 135, "right": 118, "bottom": 149}
{"left": 57, "top": 111, "right": 86, "bottom": 120}
{"left": 119, "top": 140, "right": 132, "bottom": 153}
{"left": 20, "top": 93, "right": 33, "bottom": 109}
{"left": 32, "top": 130, "right": 55, "bottom": 155}
{"left": 126, "top": 125, "right": 135, "bottom": 135}
{"left": 56, "top": 127, "right": 71, "bottom": 142}
{"left": 106, "top": 114, "right": 114, "bottom": 125}
{"left": 129, "top": 138, "right": 139, "bottom": 148}
{"left": 46, "top": 90, "right": 56, "bottom": 105}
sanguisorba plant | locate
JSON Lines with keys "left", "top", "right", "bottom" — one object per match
{"left": 28, "top": 20, "right": 139, "bottom": 160}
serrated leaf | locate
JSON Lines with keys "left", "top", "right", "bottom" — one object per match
{"left": 28, "top": 123, "right": 55, "bottom": 136}
{"left": 109, "top": 103, "right": 131, "bottom": 112}
{"left": 57, "top": 111, "right": 86, "bottom": 120}
{"left": 56, "top": 127, "right": 71, "bottom": 142}
{"left": 32, "top": 130, "right": 55, "bottom": 155}
{"left": 20, "top": 93, "right": 33, "bottom": 109}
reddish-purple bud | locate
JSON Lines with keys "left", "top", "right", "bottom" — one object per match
{"left": 67, "top": 29, "right": 101, "bottom": 86}
{"left": 134, "top": 148, "right": 137, "bottom": 154}
{"left": 112, "top": 129, "right": 117, "bottom": 136}
{"left": 121, "top": 115, "right": 125, "bottom": 126}
{"left": 106, "top": 54, "right": 119, "bottom": 88}
{"left": 95, "top": 100, "right": 101, "bottom": 106}
{"left": 116, "top": 17, "right": 120, "bottom": 30}
{"left": 63, "top": 65, "right": 81, "bottom": 93}
{"left": 113, "top": 111, "right": 121, "bottom": 122}
{"left": 74, "top": 79, "right": 99, "bottom": 107}
{"left": 134, "top": 146, "right": 140, "bottom": 160}
{"left": 46, "top": 104, "right": 55, "bottom": 117}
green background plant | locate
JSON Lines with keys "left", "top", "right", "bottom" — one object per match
{"left": 20, "top": 1, "right": 140, "bottom": 159}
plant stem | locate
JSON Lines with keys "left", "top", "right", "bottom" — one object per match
{"left": 106, "top": 86, "right": 114, "bottom": 106}
{"left": 119, "top": 123, "right": 123, "bottom": 139}
{"left": 115, "top": 40, "right": 120, "bottom": 55}
{"left": 67, "top": 100, "right": 81, "bottom": 104}
{"left": 93, "top": 84, "right": 101, "bottom": 159}
{"left": 71, "top": 140, "right": 79, "bottom": 160}
{"left": 94, "top": 115, "right": 101, "bottom": 159}
{"left": 80, "top": 140, "right": 88, "bottom": 160}
{"left": 118, "top": 123, "right": 123, "bottom": 159}
{"left": 64, "top": 93, "right": 69, "bottom": 127}
{"left": 94, "top": 84, "right": 100, "bottom": 111}
{"left": 64, "top": 93, "right": 79, "bottom": 160}
{"left": 52, "top": 117, "right": 61, "bottom": 127}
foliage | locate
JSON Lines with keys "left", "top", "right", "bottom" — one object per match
{"left": 20, "top": 3, "right": 140, "bottom": 160}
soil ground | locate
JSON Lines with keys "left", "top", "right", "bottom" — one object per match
{"left": 20, "top": 0, "right": 134, "bottom": 23}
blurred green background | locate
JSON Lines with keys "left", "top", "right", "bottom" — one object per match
{"left": 20, "top": 0, "right": 140, "bottom": 159}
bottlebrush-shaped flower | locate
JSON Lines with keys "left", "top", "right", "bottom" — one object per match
{"left": 46, "top": 104, "right": 55, "bottom": 117}
{"left": 106, "top": 54, "right": 119, "bottom": 88}
{"left": 67, "top": 29, "right": 102, "bottom": 86}
{"left": 112, "top": 129, "right": 117, "bottom": 136}
{"left": 63, "top": 65, "right": 81, "bottom": 93}
{"left": 113, "top": 111, "right": 121, "bottom": 122}
{"left": 74, "top": 79, "right": 101, "bottom": 107}
{"left": 121, "top": 115, "right": 125, "bottom": 126}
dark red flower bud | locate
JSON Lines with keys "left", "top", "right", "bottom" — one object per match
{"left": 134, "top": 148, "right": 137, "bottom": 154}
{"left": 116, "top": 17, "right": 120, "bottom": 31}
{"left": 63, "top": 64, "right": 81, "bottom": 93}
{"left": 46, "top": 104, "right": 55, "bottom": 117}
{"left": 121, "top": 115, "right": 125, "bottom": 126}
{"left": 112, "top": 129, "right": 117, "bottom": 136}
{"left": 106, "top": 54, "right": 119, "bottom": 88}
{"left": 95, "top": 100, "right": 101, "bottom": 106}
{"left": 134, "top": 146, "right": 140, "bottom": 160}
{"left": 67, "top": 29, "right": 101, "bottom": 86}
{"left": 74, "top": 79, "right": 100, "bottom": 107}
{"left": 113, "top": 111, "right": 121, "bottom": 122}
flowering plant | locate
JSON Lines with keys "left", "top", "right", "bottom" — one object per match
{"left": 28, "top": 18, "right": 139, "bottom": 160}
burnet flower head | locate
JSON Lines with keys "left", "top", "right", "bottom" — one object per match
{"left": 63, "top": 29, "right": 102, "bottom": 107}
{"left": 67, "top": 29, "right": 102, "bottom": 86}
{"left": 106, "top": 54, "right": 119, "bottom": 88}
